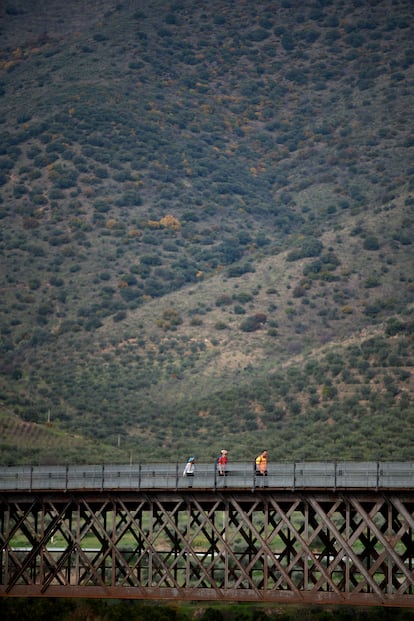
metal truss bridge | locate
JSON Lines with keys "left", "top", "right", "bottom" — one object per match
{"left": 0, "top": 461, "right": 413, "bottom": 607}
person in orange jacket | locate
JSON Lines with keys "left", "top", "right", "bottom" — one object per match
{"left": 255, "top": 450, "right": 268, "bottom": 476}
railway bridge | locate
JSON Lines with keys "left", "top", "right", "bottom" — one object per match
{"left": 0, "top": 461, "right": 413, "bottom": 607}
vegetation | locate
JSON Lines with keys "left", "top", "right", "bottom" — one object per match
{"left": 0, "top": 599, "right": 414, "bottom": 621}
{"left": 0, "top": 0, "right": 413, "bottom": 464}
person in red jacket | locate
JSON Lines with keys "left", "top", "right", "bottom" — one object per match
{"left": 217, "top": 449, "right": 228, "bottom": 476}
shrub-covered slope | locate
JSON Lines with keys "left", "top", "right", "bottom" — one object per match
{"left": 0, "top": 0, "right": 413, "bottom": 464}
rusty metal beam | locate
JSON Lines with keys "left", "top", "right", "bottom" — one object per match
{"left": 0, "top": 490, "right": 413, "bottom": 607}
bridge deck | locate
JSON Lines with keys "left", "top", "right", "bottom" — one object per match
{"left": 0, "top": 461, "right": 413, "bottom": 492}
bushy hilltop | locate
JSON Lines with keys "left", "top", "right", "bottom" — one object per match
{"left": 0, "top": 0, "right": 413, "bottom": 465}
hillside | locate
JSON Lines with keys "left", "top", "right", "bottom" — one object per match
{"left": 0, "top": 0, "right": 413, "bottom": 465}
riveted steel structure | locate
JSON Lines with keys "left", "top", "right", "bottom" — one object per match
{"left": 0, "top": 462, "right": 413, "bottom": 606}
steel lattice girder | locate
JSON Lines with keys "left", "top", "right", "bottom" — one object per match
{"left": 0, "top": 490, "right": 413, "bottom": 606}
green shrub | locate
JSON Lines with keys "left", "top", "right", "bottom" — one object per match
{"left": 363, "top": 235, "right": 380, "bottom": 250}
{"left": 214, "top": 321, "right": 228, "bottom": 330}
{"left": 240, "top": 313, "right": 267, "bottom": 332}
{"left": 215, "top": 294, "right": 232, "bottom": 307}
{"left": 287, "top": 238, "right": 323, "bottom": 261}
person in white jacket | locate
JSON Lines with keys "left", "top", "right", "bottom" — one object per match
{"left": 183, "top": 457, "right": 195, "bottom": 477}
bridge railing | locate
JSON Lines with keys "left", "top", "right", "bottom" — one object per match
{"left": 0, "top": 461, "right": 413, "bottom": 492}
